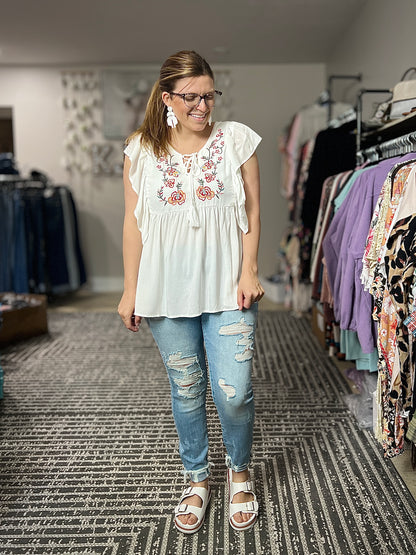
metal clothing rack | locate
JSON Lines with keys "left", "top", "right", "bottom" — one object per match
{"left": 0, "top": 174, "right": 51, "bottom": 188}
{"left": 356, "top": 130, "right": 416, "bottom": 165}
{"left": 355, "top": 87, "right": 416, "bottom": 163}
{"left": 0, "top": 174, "right": 23, "bottom": 182}
{"left": 355, "top": 88, "right": 392, "bottom": 155}
{"left": 0, "top": 178, "right": 46, "bottom": 188}
{"left": 326, "top": 73, "right": 362, "bottom": 123}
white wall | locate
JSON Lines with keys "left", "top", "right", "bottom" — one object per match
{"left": 327, "top": 0, "right": 416, "bottom": 110}
{"left": 220, "top": 63, "right": 326, "bottom": 280}
{"left": 0, "top": 68, "right": 66, "bottom": 181}
{"left": 0, "top": 63, "right": 326, "bottom": 291}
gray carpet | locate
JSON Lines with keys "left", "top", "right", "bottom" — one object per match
{"left": 0, "top": 311, "right": 415, "bottom": 555}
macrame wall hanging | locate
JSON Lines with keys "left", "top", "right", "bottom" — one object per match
{"left": 61, "top": 69, "right": 232, "bottom": 178}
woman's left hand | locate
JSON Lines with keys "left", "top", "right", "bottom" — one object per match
{"left": 237, "top": 269, "right": 264, "bottom": 310}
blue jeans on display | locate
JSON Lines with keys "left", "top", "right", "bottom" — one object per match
{"left": 0, "top": 191, "right": 13, "bottom": 291}
{"left": 12, "top": 190, "right": 29, "bottom": 293}
{"left": 23, "top": 190, "right": 47, "bottom": 293}
{"left": 43, "top": 189, "right": 70, "bottom": 293}
{"left": 147, "top": 305, "right": 258, "bottom": 483}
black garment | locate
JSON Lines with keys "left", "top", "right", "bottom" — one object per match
{"left": 0, "top": 153, "right": 19, "bottom": 175}
{"left": 299, "top": 120, "right": 356, "bottom": 279}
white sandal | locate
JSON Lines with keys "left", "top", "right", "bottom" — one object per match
{"left": 174, "top": 485, "right": 212, "bottom": 534}
{"left": 227, "top": 468, "right": 259, "bottom": 531}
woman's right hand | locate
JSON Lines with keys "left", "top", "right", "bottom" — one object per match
{"left": 118, "top": 292, "right": 141, "bottom": 332}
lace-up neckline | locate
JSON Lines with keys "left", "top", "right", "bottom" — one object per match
{"left": 168, "top": 124, "right": 217, "bottom": 165}
{"left": 182, "top": 154, "right": 194, "bottom": 174}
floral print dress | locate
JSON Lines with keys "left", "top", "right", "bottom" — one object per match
{"left": 363, "top": 162, "right": 416, "bottom": 457}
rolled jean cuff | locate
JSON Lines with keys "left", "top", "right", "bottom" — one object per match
{"left": 225, "top": 455, "right": 250, "bottom": 473}
{"left": 182, "top": 462, "right": 214, "bottom": 483}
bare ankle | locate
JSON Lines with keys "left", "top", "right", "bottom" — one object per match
{"left": 190, "top": 478, "right": 209, "bottom": 489}
{"left": 232, "top": 469, "right": 249, "bottom": 482}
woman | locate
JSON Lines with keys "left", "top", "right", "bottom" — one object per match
{"left": 118, "top": 50, "right": 264, "bottom": 534}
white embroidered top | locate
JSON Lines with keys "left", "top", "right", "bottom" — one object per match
{"left": 124, "top": 121, "right": 262, "bottom": 318}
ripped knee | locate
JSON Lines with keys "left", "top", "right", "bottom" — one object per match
{"left": 166, "top": 351, "right": 204, "bottom": 399}
{"left": 218, "top": 318, "right": 255, "bottom": 362}
{"left": 218, "top": 378, "right": 236, "bottom": 400}
{"left": 217, "top": 378, "right": 253, "bottom": 413}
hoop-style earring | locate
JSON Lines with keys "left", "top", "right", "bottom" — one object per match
{"left": 166, "top": 106, "right": 178, "bottom": 128}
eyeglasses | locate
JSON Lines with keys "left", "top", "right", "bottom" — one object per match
{"left": 170, "top": 90, "right": 222, "bottom": 108}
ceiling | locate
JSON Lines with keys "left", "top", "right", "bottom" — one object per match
{"left": 0, "top": 0, "right": 367, "bottom": 66}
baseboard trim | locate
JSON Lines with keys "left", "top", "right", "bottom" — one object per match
{"left": 87, "top": 277, "right": 124, "bottom": 293}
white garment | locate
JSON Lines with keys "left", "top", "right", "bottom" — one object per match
{"left": 124, "top": 121, "right": 262, "bottom": 318}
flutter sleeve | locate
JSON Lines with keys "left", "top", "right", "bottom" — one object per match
{"left": 229, "top": 121, "right": 262, "bottom": 166}
{"left": 227, "top": 122, "right": 262, "bottom": 233}
{"left": 123, "top": 136, "right": 149, "bottom": 242}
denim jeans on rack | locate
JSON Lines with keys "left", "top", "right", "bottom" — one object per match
{"left": 67, "top": 189, "right": 86, "bottom": 286}
{"left": 0, "top": 191, "right": 13, "bottom": 291}
{"left": 43, "top": 188, "right": 70, "bottom": 294}
{"left": 147, "top": 305, "right": 258, "bottom": 482}
{"left": 23, "top": 189, "right": 47, "bottom": 293}
{"left": 12, "top": 190, "right": 29, "bottom": 293}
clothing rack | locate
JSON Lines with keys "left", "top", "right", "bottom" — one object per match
{"left": 1, "top": 170, "right": 51, "bottom": 187}
{"left": 328, "top": 107, "right": 357, "bottom": 128}
{"left": 0, "top": 177, "right": 86, "bottom": 296}
{"left": 357, "top": 130, "right": 416, "bottom": 164}
{"left": 355, "top": 88, "right": 392, "bottom": 157}
{"left": 0, "top": 177, "right": 47, "bottom": 188}
{"left": 0, "top": 174, "right": 25, "bottom": 182}
{"left": 326, "top": 73, "right": 362, "bottom": 123}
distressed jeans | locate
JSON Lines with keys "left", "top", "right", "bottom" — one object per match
{"left": 147, "top": 305, "right": 258, "bottom": 482}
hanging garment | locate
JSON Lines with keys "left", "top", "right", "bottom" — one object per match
{"left": 356, "top": 160, "right": 416, "bottom": 456}
{"left": 323, "top": 154, "right": 416, "bottom": 355}
{"left": 0, "top": 183, "right": 86, "bottom": 295}
{"left": 280, "top": 102, "right": 352, "bottom": 199}
{"left": 377, "top": 212, "right": 416, "bottom": 457}
{"left": 362, "top": 159, "right": 416, "bottom": 293}
{"left": 299, "top": 120, "right": 356, "bottom": 281}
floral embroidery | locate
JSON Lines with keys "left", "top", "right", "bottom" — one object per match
{"left": 197, "top": 129, "right": 225, "bottom": 201}
{"left": 156, "top": 155, "right": 186, "bottom": 205}
{"left": 168, "top": 190, "right": 186, "bottom": 205}
{"left": 166, "top": 167, "right": 179, "bottom": 177}
{"left": 201, "top": 160, "right": 214, "bottom": 171}
{"left": 155, "top": 128, "right": 225, "bottom": 207}
{"left": 196, "top": 185, "right": 215, "bottom": 201}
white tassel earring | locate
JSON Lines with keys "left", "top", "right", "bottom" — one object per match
{"left": 208, "top": 112, "right": 212, "bottom": 125}
{"left": 166, "top": 106, "right": 178, "bottom": 128}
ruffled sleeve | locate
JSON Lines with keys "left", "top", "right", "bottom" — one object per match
{"left": 123, "top": 135, "right": 149, "bottom": 242}
{"left": 227, "top": 122, "right": 262, "bottom": 233}
{"left": 228, "top": 121, "right": 262, "bottom": 166}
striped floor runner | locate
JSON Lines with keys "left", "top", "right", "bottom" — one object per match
{"left": 0, "top": 311, "right": 415, "bottom": 554}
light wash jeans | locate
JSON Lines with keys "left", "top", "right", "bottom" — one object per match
{"left": 147, "top": 305, "right": 258, "bottom": 482}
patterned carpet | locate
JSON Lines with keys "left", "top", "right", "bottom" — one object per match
{"left": 0, "top": 311, "right": 415, "bottom": 554}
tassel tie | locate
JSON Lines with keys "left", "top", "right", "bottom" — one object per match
{"left": 181, "top": 154, "right": 202, "bottom": 228}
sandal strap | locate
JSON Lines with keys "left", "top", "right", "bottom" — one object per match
{"left": 229, "top": 499, "right": 259, "bottom": 519}
{"left": 175, "top": 486, "right": 211, "bottom": 520}
{"left": 175, "top": 503, "right": 205, "bottom": 520}
{"left": 229, "top": 479, "right": 254, "bottom": 497}
{"left": 178, "top": 486, "right": 210, "bottom": 505}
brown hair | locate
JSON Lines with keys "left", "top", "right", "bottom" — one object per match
{"left": 126, "top": 50, "right": 214, "bottom": 158}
